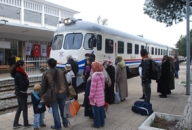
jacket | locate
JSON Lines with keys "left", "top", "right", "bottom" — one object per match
{"left": 31, "top": 94, "right": 46, "bottom": 114}
{"left": 14, "top": 72, "right": 29, "bottom": 98}
{"left": 89, "top": 72, "right": 105, "bottom": 107}
{"left": 66, "top": 59, "right": 79, "bottom": 76}
{"left": 141, "top": 58, "right": 152, "bottom": 84}
{"left": 40, "top": 68, "right": 69, "bottom": 98}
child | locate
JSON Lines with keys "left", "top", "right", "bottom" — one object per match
{"left": 31, "top": 84, "right": 46, "bottom": 130}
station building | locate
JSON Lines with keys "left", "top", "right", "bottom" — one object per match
{"left": 0, "top": 0, "right": 79, "bottom": 70}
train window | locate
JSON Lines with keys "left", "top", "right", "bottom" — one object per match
{"left": 161, "top": 49, "right": 162, "bottom": 55}
{"left": 155, "top": 48, "right": 157, "bottom": 55}
{"left": 118, "top": 41, "right": 124, "bottom": 53}
{"left": 147, "top": 47, "right": 150, "bottom": 54}
{"left": 64, "top": 33, "right": 83, "bottom": 49}
{"left": 158, "top": 49, "right": 160, "bottom": 55}
{"left": 127, "top": 43, "right": 132, "bottom": 54}
{"left": 135, "top": 44, "right": 139, "bottom": 54}
{"left": 141, "top": 45, "right": 144, "bottom": 50}
{"left": 84, "top": 33, "right": 94, "bottom": 50}
{"left": 105, "top": 39, "right": 113, "bottom": 53}
{"left": 97, "top": 35, "right": 102, "bottom": 51}
{"left": 51, "top": 35, "right": 64, "bottom": 50}
{"left": 151, "top": 47, "right": 154, "bottom": 55}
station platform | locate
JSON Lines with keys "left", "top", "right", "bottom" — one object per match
{"left": 0, "top": 62, "right": 191, "bottom": 130}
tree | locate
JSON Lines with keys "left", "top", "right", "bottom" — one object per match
{"left": 143, "top": 0, "right": 192, "bottom": 27}
{"left": 96, "top": 16, "right": 108, "bottom": 26}
{"left": 176, "top": 30, "right": 192, "bottom": 56}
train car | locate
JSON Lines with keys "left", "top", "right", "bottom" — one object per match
{"left": 50, "top": 18, "right": 177, "bottom": 85}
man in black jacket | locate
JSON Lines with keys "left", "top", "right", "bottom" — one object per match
{"left": 66, "top": 55, "right": 79, "bottom": 99}
{"left": 140, "top": 49, "right": 152, "bottom": 103}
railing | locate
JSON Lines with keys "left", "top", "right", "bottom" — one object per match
{"left": 0, "top": 0, "right": 21, "bottom": 7}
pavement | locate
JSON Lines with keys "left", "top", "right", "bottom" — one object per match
{"left": 0, "top": 62, "right": 191, "bottom": 130}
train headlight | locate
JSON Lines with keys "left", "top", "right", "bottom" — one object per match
{"left": 63, "top": 18, "right": 73, "bottom": 25}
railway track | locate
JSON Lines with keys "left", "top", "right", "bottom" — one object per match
{"left": 0, "top": 74, "right": 139, "bottom": 114}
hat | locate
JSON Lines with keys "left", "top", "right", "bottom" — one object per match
{"left": 106, "top": 59, "right": 113, "bottom": 65}
{"left": 65, "top": 64, "right": 71, "bottom": 70}
{"left": 34, "top": 84, "right": 41, "bottom": 90}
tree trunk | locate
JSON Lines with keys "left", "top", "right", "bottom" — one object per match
{"left": 175, "top": 95, "right": 192, "bottom": 130}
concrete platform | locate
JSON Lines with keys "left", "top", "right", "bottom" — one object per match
{"left": 0, "top": 62, "right": 191, "bottom": 130}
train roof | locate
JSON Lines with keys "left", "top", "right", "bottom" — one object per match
{"left": 56, "top": 20, "right": 173, "bottom": 48}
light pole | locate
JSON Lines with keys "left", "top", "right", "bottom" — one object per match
{"left": 186, "top": 0, "right": 190, "bottom": 95}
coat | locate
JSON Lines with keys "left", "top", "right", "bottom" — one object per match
{"left": 40, "top": 68, "right": 69, "bottom": 102}
{"left": 115, "top": 63, "right": 128, "bottom": 100}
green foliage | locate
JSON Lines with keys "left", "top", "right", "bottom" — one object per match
{"left": 96, "top": 16, "right": 108, "bottom": 26}
{"left": 143, "top": 0, "right": 192, "bottom": 27}
{"left": 176, "top": 30, "right": 192, "bottom": 56}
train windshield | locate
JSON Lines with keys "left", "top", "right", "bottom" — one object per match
{"left": 51, "top": 35, "right": 64, "bottom": 50}
{"left": 64, "top": 33, "right": 83, "bottom": 49}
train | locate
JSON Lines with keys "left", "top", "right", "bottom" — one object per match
{"left": 49, "top": 18, "right": 178, "bottom": 85}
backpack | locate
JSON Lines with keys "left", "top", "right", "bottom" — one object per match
{"left": 131, "top": 101, "right": 153, "bottom": 116}
{"left": 64, "top": 99, "right": 80, "bottom": 118}
{"left": 150, "top": 60, "right": 161, "bottom": 80}
{"left": 126, "top": 66, "right": 132, "bottom": 79}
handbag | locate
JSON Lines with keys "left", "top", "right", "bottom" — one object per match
{"left": 40, "top": 69, "right": 57, "bottom": 105}
{"left": 64, "top": 99, "right": 80, "bottom": 118}
{"left": 69, "top": 85, "right": 77, "bottom": 98}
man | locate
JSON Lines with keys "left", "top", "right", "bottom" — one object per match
{"left": 66, "top": 55, "right": 79, "bottom": 100}
{"left": 140, "top": 49, "right": 152, "bottom": 103}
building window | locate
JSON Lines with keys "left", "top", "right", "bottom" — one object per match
{"left": 135, "top": 44, "right": 139, "bottom": 54}
{"left": 118, "top": 41, "right": 124, "bottom": 53}
{"left": 127, "top": 43, "right": 132, "bottom": 54}
{"left": 105, "top": 39, "right": 113, "bottom": 53}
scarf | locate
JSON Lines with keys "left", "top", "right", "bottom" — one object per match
{"left": 32, "top": 91, "right": 42, "bottom": 108}
{"left": 16, "top": 67, "right": 28, "bottom": 78}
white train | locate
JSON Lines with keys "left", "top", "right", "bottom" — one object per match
{"left": 50, "top": 18, "right": 178, "bottom": 84}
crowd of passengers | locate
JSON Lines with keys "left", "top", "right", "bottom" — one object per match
{"left": 10, "top": 49, "right": 180, "bottom": 130}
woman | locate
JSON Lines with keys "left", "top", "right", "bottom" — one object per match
{"left": 105, "top": 59, "right": 115, "bottom": 104}
{"left": 40, "top": 58, "right": 69, "bottom": 129}
{"left": 10, "top": 60, "right": 32, "bottom": 129}
{"left": 157, "top": 55, "right": 170, "bottom": 98}
{"left": 89, "top": 61, "right": 105, "bottom": 128}
{"left": 174, "top": 57, "right": 180, "bottom": 79}
{"left": 115, "top": 56, "right": 128, "bottom": 101}
{"left": 169, "top": 57, "right": 175, "bottom": 92}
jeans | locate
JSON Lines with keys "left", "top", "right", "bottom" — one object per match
{"left": 52, "top": 93, "right": 68, "bottom": 129}
{"left": 92, "top": 106, "right": 105, "bottom": 128}
{"left": 175, "top": 70, "right": 179, "bottom": 78}
{"left": 13, "top": 96, "right": 28, "bottom": 125}
{"left": 142, "top": 82, "right": 151, "bottom": 103}
{"left": 34, "top": 113, "right": 44, "bottom": 128}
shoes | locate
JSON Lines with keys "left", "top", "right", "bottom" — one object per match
{"left": 13, "top": 124, "right": 22, "bottom": 129}
{"left": 140, "top": 97, "right": 144, "bottom": 99}
{"left": 34, "top": 128, "right": 39, "bottom": 130}
{"left": 159, "top": 95, "right": 167, "bottom": 98}
{"left": 91, "top": 124, "right": 100, "bottom": 128}
{"left": 51, "top": 126, "right": 61, "bottom": 130}
{"left": 159, "top": 94, "right": 163, "bottom": 96}
{"left": 24, "top": 123, "right": 33, "bottom": 128}
{"left": 39, "top": 124, "right": 46, "bottom": 127}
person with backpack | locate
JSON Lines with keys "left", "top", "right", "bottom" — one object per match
{"left": 140, "top": 49, "right": 152, "bottom": 103}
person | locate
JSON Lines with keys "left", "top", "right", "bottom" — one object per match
{"left": 139, "top": 59, "right": 145, "bottom": 99}
{"left": 10, "top": 60, "right": 32, "bottom": 129}
{"left": 31, "top": 84, "right": 46, "bottom": 130}
{"left": 168, "top": 57, "right": 175, "bottom": 93}
{"left": 89, "top": 61, "right": 105, "bottom": 128}
{"left": 140, "top": 49, "right": 152, "bottom": 103}
{"left": 105, "top": 59, "right": 115, "bottom": 104}
{"left": 66, "top": 55, "right": 79, "bottom": 99}
{"left": 81, "top": 57, "right": 94, "bottom": 81}
{"left": 115, "top": 56, "right": 128, "bottom": 101}
{"left": 40, "top": 58, "right": 69, "bottom": 130}
{"left": 157, "top": 55, "right": 170, "bottom": 98}
{"left": 174, "top": 57, "right": 180, "bottom": 79}
{"left": 82, "top": 53, "right": 90, "bottom": 75}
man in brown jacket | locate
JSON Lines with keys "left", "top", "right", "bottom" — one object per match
{"left": 40, "top": 58, "right": 69, "bottom": 130}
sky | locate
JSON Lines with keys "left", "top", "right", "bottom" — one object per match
{"left": 47, "top": 0, "right": 191, "bottom": 48}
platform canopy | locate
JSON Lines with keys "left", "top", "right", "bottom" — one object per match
{"left": 0, "top": 21, "right": 55, "bottom": 41}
